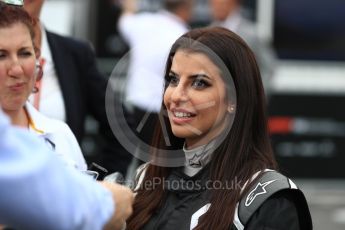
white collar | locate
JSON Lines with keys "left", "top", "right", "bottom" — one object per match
{"left": 40, "top": 25, "right": 53, "bottom": 63}
{"left": 183, "top": 139, "right": 218, "bottom": 168}
{"left": 25, "top": 102, "right": 56, "bottom": 135}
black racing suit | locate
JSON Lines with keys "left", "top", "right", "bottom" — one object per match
{"left": 141, "top": 166, "right": 312, "bottom": 230}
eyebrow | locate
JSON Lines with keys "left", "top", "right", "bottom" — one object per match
{"left": 19, "top": 46, "right": 33, "bottom": 50}
{"left": 169, "top": 70, "right": 212, "bottom": 80}
{"left": 0, "top": 46, "right": 32, "bottom": 52}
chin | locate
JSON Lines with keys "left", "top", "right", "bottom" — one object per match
{"left": 3, "top": 103, "right": 23, "bottom": 110}
{"left": 2, "top": 100, "right": 26, "bottom": 112}
{"left": 171, "top": 127, "right": 201, "bottom": 140}
{"left": 171, "top": 128, "right": 188, "bottom": 139}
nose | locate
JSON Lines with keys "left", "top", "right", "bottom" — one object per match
{"left": 170, "top": 84, "right": 189, "bottom": 104}
{"left": 7, "top": 59, "right": 24, "bottom": 78}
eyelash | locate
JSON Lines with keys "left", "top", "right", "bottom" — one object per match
{"left": 166, "top": 75, "right": 179, "bottom": 86}
{"left": 0, "top": 51, "right": 6, "bottom": 59}
{"left": 166, "top": 74, "right": 211, "bottom": 89}
{"left": 19, "top": 51, "right": 33, "bottom": 57}
{"left": 192, "top": 78, "right": 211, "bottom": 89}
{"left": 0, "top": 51, "right": 33, "bottom": 59}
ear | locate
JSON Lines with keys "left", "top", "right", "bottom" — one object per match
{"left": 34, "top": 47, "right": 41, "bottom": 59}
{"left": 35, "top": 59, "right": 43, "bottom": 82}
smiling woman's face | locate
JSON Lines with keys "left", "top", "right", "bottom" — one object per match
{"left": 164, "top": 49, "right": 232, "bottom": 148}
{"left": 0, "top": 23, "right": 37, "bottom": 112}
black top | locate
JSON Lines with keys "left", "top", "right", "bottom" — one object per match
{"left": 141, "top": 166, "right": 312, "bottom": 230}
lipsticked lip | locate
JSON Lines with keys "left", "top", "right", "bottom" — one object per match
{"left": 8, "top": 82, "right": 26, "bottom": 91}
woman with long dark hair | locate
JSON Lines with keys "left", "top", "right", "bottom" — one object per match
{"left": 127, "top": 27, "right": 312, "bottom": 230}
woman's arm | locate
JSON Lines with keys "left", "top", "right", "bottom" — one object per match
{"left": 0, "top": 110, "right": 133, "bottom": 230}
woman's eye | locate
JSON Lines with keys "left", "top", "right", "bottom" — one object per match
{"left": 167, "top": 75, "right": 179, "bottom": 86}
{"left": 192, "top": 79, "right": 210, "bottom": 89}
{"left": 19, "top": 51, "right": 33, "bottom": 57}
{"left": 0, "top": 52, "right": 6, "bottom": 59}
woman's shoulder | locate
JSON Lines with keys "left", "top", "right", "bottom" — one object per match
{"left": 25, "top": 103, "right": 86, "bottom": 170}
{"left": 245, "top": 189, "right": 312, "bottom": 230}
{"left": 235, "top": 170, "right": 312, "bottom": 230}
{"left": 25, "top": 102, "right": 72, "bottom": 134}
{"left": 42, "top": 117, "right": 71, "bottom": 134}
{"left": 132, "top": 163, "right": 150, "bottom": 190}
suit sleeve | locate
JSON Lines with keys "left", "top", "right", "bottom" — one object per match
{"left": 0, "top": 111, "right": 114, "bottom": 230}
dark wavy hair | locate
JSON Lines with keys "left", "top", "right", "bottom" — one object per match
{"left": 0, "top": 2, "right": 36, "bottom": 43}
{"left": 127, "top": 27, "right": 277, "bottom": 229}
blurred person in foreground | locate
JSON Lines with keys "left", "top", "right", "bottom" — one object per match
{"left": 209, "top": 0, "right": 276, "bottom": 96}
{"left": 23, "top": 0, "right": 132, "bottom": 175}
{"left": 118, "top": 0, "right": 193, "bottom": 145}
{"left": 0, "top": 0, "right": 86, "bottom": 170}
{"left": 0, "top": 105, "right": 133, "bottom": 230}
{"left": 0, "top": 2, "right": 132, "bottom": 229}
{"left": 126, "top": 27, "right": 312, "bottom": 229}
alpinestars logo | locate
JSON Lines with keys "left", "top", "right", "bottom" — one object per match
{"left": 188, "top": 154, "right": 203, "bottom": 168}
{"left": 245, "top": 180, "right": 277, "bottom": 207}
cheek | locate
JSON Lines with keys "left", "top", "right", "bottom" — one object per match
{"left": 22, "top": 61, "right": 37, "bottom": 96}
{"left": 0, "top": 63, "right": 7, "bottom": 76}
{"left": 196, "top": 93, "right": 224, "bottom": 119}
{"left": 193, "top": 92, "right": 217, "bottom": 110}
{"left": 0, "top": 77, "right": 5, "bottom": 98}
{"left": 24, "top": 61, "right": 37, "bottom": 82}
{"left": 0, "top": 69, "right": 9, "bottom": 96}
{"left": 0, "top": 70, "right": 6, "bottom": 84}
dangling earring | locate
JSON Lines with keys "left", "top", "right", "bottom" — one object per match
{"left": 32, "top": 86, "right": 39, "bottom": 93}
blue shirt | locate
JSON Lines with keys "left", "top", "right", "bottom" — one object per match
{"left": 0, "top": 110, "right": 114, "bottom": 230}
